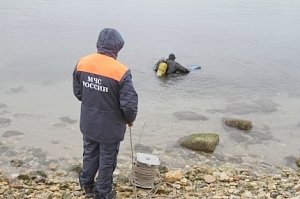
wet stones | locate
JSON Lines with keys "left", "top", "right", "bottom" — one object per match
{"left": 29, "top": 170, "right": 48, "bottom": 179}
{"left": 158, "top": 165, "right": 168, "bottom": 174}
{"left": 0, "top": 162, "right": 300, "bottom": 198}
{"left": 224, "top": 119, "right": 252, "bottom": 130}
{"left": 179, "top": 133, "right": 219, "bottom": 153}
{"left": 68, "top": 164, "right": 82, "bottom": 174}
{"left": 10, "top": 159, "right": 24, "bottom": 168}
{"left": 115, "top": 174, "right": 130, "bottom": 185}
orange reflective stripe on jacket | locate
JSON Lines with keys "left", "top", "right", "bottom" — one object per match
{"left": 76, "top": 53, "right": 128, "bottom": 81}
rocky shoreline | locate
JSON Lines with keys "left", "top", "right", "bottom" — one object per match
{"left": 1, "top": 136, "right": 300, "bottom": 198}
{"left": 1, "top": 118, "right": 300, "bottom": 198}
{"left": 1, "top": 160, "right": 300, "bottom": 199}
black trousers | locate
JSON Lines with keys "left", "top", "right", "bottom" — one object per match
{"left": 79, "top": 136, "right": 120, "bottom": 198}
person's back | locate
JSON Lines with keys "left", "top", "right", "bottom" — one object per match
{"left": 73, "top": 28, "right": 138, "bottom": 199}
{"left": 154, "top": 54, "right": 190, "bottom": 76}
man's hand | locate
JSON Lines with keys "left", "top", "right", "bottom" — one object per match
{"left": 127, "top": 122, "right": 134, "bottom": 127}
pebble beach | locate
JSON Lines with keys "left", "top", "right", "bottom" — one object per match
{"left": 1, "top": 138, "right": 300, "bottom": 199}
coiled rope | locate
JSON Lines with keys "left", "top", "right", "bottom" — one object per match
{"left": 129, "top": 127, "right": 162, "bottom": 199}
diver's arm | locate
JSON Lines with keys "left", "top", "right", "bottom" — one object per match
{"left": 175, "top": 62, "right": 190, "bottom": 73}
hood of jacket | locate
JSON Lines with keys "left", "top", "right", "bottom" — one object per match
{"left": 96, "top": 28, "right": 124, "bottom": 59}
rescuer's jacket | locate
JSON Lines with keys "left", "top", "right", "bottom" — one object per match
{"left": 73, "top": 29, "right": 138, "bottom": 143}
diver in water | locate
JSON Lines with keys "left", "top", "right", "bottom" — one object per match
{"left": 153, "top": 54, "right": 190, "bottom": 76}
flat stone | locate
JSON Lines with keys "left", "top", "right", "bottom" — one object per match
{"left": 203, "top": 175, "right": 216, "bottom": 183}
{"left": 164, "top": 170, "right": 183, "bottom": 183}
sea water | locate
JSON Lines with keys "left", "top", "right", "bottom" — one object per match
{"left": 0, "top": 0, "right": 300, "bottom": 172}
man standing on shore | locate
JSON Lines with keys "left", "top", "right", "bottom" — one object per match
{"left": 73, "top": 28, "right": 138, "bottom": 199}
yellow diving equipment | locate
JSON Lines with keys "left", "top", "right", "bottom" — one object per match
{"left": 156, "top": 61, "right": 168, "bottom": 76}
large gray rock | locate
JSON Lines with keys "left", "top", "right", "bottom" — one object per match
{"left": 179, "top": 133, "right": 219, "bottom": 153}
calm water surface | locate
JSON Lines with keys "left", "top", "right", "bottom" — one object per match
{"left": 1, "top": 0, "right": 300, "bottom": 172}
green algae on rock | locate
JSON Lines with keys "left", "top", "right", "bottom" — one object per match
{"left": 179, "top": 133, "right": 219, "bottom": 153}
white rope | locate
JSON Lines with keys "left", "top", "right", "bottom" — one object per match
{"left": 131, "top": 161, "right": 158, "bottom": 188}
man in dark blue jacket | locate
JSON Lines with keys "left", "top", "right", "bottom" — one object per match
{"left": 73, "top": 28, "right": 138, "bottom": 199}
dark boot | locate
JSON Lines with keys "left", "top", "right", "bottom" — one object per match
{"left": 84, "top": 186, "right": 96, "bottom": 198}
{"left": 108, "top": 190, "right": 116, "bottom": 199}
{"left": 79, "top": 170, "right": 97, "bottom": 198}
{"left": 94, "top": 189, "right": 116, "bottom": 199}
